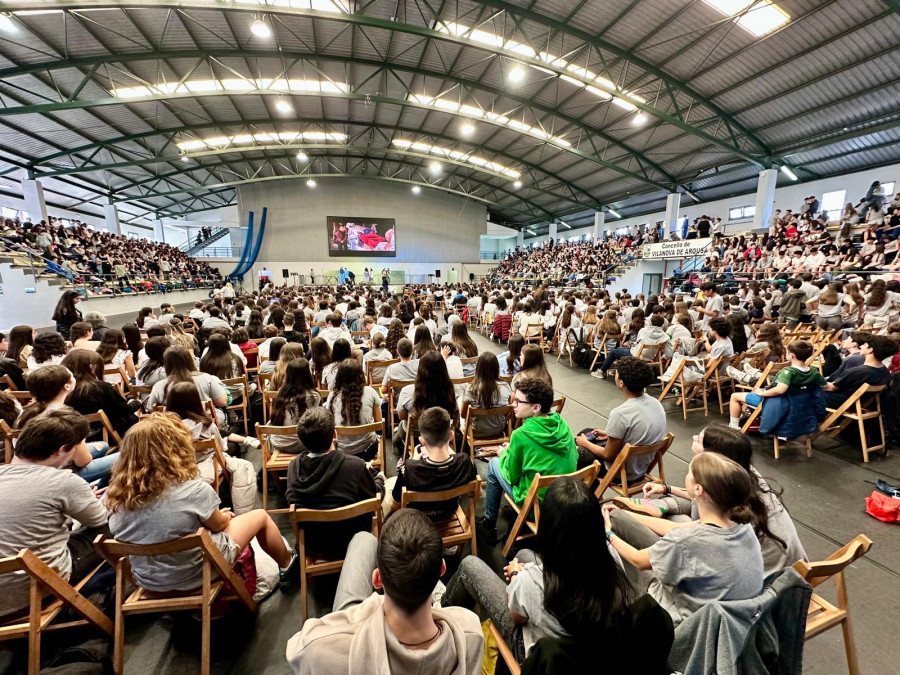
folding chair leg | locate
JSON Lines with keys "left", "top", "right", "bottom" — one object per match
{"left": 805, "top": 436, "right": 813, "bottom": 458}
{"left": 840, "top": 612, "right": 861, "bottom": 675}
{"left": 773, "top": 436, "right": 780, "bottom": 460}
{"left": 300, "top": 567, "right": 309, "bottom": 622}
{"left": 28, "top": 581, "right": 40, "bottom": 675}
{"left": 201, "top": 592, "right": 211, "bottom": 675}
{"left": 859, "top": 417, "right": 869, "bottom": 463}
{"left": 262, "top": 462, "right": 269, "bottom": 512}
{"left": 113, "top": 565, "right": 126, "bottom": 675}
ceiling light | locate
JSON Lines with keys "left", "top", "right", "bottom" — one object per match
{"left": 842, "top": 127, "right": 850, "bottom": 132}
{"left": 513, "top": 180, "right": 522, "bottom": 189}
{"left": 411, "top": 185, "right": 421, "bottom": 194}
{"left": 780, "top": 165, "right": 798, "bottom": 181}
{"left": 429, "top": 161, "right": 442, "bottom": 174}
{"left": 176, "top": 130, "right": 346, "bottom": 152}
{"left": 275, "top": 99, "right": 293, "bottom": 114}
{"left": 608, "top": 208, "right": 622, "bottom": 218}
{"left": 297, "top": 152, "right": 308, "bottom": 161}
{"left": 460, "top": 122, "right": 475, "bottom": 137}
{"left": 306, "top": 178, "right": 316, "bottom": 187}
{"left": 391, "top": 139, "right": 520, "bottom": 178}
{"left": 250, "top": 18, "right": 272, "bottom": 39}
{"left": 0, "top": 14, "right": 17, "bottom": 33}
{"left": 180, "top": 155, "right": 190, "bottom": 163}
{"left": 684, "top": 189, "right": 701, "bottom": 203}
{"left": 632, "top": 112, "right": 647, "bottom": 126}
{"left": 114, "top": 79, "right": 349, "bottom": 99}
{"left": 508, "top": 66, "right": 525, "bottom": 83}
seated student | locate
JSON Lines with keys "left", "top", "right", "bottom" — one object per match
{"left": 511, "top": 344, "right": 552, "bottom": 391}
{"left": 164, "top": 382, "right": 258, "bottom": 514}
{"left": 383, "top": 406, "right": 477, "bottom": 519}
{"left": 268, "top": 358, "right": 321, "bottom": 454}
{"left": 603, "top": 452, "right": 767, "bottom": 626}
{"left": 823, "top": 333, "right": 897, "bottom": 408}
{"left": 380, "top": 337, "right": 418, "bottom": 391}
{"left": 0, "top": 343, "right": 26, "bottom": 390}
{"left": 96, "top": 328, "right": 136, "bottom": 387}
{"left": 325, "top": 359, "right": 382, "bottom": 461}
{"left": 613, "top": 424, "right": 806, "bottom": 575}
{"left": 27, "top": 332, "right": 68, "bottom": 372}
{"left": 280, "top": 312, "right": 308, "bottom": 348}
{"left": 200, "top": 333, "right": 248, "bottom": 404}
{"left": 106, "top": 414, "right": 294, "bottom": 593}
{"left": 702, "top": 316, "right": 735, "bottom": 373}
{"left": 574, "top": 357, "right": 666, "bottom": 479}
{"left": 135, "top": 336, "right": 170, "bottom": 390}
{"left": 478, "top": 377, "right": 577, "bottom": 545}
{"left": 286, "top": 510, "right": 484, "bottom": 674}
{"left": 257, "top": 324, "right": 281, "bottom": 361}
{"left": 823, "top": 331, "right": 867, "bottom": 380}
{"left": 594, "top": 315, "right": 671, "bottom": 379}
{"left": 322, "top": 339, "right": 352, "bottom": 390}
{"left": 259, "top": 336, "right": 285, "bottom": 376}
{"left": 362, "top": 332, "right": 391, "bottom": 370}
{"left": 17, "top": 365, "right": 119, "bottom": 486}
{"left": 443, "top": 478, "right": 673, "bottom": 667}
{"left": 319, "top": 313, "right": 350, "bottom": 349}
{"left": 69, "top": 321, "right": 101, "bottom": 351}
{"left": 272, "top": 342, "right": 308, "bottom": 391}
{"left": 285, "top": 407, "right": 385, "bottom": 557}
{"left": 394, "top": 351, "right": 459, "bottom": 450}
{"left": 460, "top": 352, "right": 513, "bottom": 438}
{"left": 0, "top": 409, "right": 109, "bottom": 618}
{"left": 150, "top": 346, "right": 226, "bottom": 410}
{"left": 497, "top": 333, "right": 525, "bottom": 378}
{"left": 728, "top": 340, "right": 825, "bottom": 429}
{"left": 62, "top": 349, "right": 139, "bottom": 439}
{"left": 448, "top": 322, "right": 479, "bottom": 376}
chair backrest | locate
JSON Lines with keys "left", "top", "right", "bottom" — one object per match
{"left": 595, "top": 433, "right": 675, "bottom": 498}
{"left": 243, "top": 347, "right": 259, "bottom": 370}
{"left": 400, "top": 479, "right": 480, "bottom": 508}
{"left": 192, "top": 436, "right": 228, "bottom": 491}
{"left": 256, "top": 423, "right": 299, "bottom": 458}
{"left": 521, "top": 461, "right": 600, "bottom": 526}
{"left": 222, "top": 375, "right": 250, "bottom": 403}
{"left": 450, "top": 376, "right": 475, "bottom": 387}
{"left": 550, "top": 396, "right": 566, "bottom": 415}
{"left": 636, "top": 342, "right": 662, "bottom": 362}
{"left": 460, "top": 356, "right": 479, "bottom": 368}
{"left": 0, "top": 374, "right": 18, "bottom": 391}
{"left": 792, "top": 534, "right": 873, "bottom": 590}
{"left": 366, "top": 357, "right": 398, "bottom": 387}
{"left": 0, "top": 419, "right": 19, "bottom": 463}
{"left": 289, "top": 498, "right": 382, "bottom": 549}
{"left": 258, "top": 371, "right": 273, "bottom": 391}
{"left": 82, "top": 410, "right": 123, "bottom": 446}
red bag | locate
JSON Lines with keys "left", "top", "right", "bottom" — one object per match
{"left": 865, "top": 491, "right": 900, "bottom": 523}
{"left": 233, "top": 545, "right": 258, "bottom": 595}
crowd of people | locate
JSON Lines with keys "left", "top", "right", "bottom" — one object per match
{"left": 0, "top": 220, "right": 890, "bottom": 673}
{"left": 1, "top": 216, "right": 222, "bottom": 294}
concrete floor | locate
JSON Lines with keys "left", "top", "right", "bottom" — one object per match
{"left": 4, "top": 314, "right": 899, "bottom": 674}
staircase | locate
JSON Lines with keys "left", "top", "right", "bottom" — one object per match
{"left": 0, "top": 250, "right": 71, "bottom": 288}
{"left": 180, "top": 227, "right": 230, "bottom": 256}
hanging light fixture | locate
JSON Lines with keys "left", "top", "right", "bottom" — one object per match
{"left": 250, "top": 18, "right": 272, "bottom": 38}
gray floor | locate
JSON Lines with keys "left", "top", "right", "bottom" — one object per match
{"left": 6, "top": 314, "right": 899, "bottom": 674}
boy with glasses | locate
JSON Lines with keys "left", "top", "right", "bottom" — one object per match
{"left": 477, "top": 377, "right": 576, "bottom": 545}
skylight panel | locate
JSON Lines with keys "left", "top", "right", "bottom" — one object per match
{"left": 702, "top": 0, "right": 790, "bottom": 37}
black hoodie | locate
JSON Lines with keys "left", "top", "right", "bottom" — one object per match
{"left": 286, "top": 450, "right": 383, "bottom": 555}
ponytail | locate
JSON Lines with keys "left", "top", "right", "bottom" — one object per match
{"left": 735, "top": 493, "right": 787, "bottom": 551}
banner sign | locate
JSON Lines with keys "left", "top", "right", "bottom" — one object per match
{"left": 643, "top": 237, "right": 712, "bottom": 259}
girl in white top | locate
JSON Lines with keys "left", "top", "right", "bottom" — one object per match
{"left": 96, "top": 328, "right": 136, "bottom": 387}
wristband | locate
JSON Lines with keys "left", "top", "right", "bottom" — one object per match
{"left": 605, "top": 529, "right": 614, "bottom": 541}
{"left": 664, "top": 483, "right": 671, "bottom": 496}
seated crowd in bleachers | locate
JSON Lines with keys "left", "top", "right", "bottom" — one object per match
{"left": 0, "top": 215, "right": 222, "bottom": 293}
{"left": 0, "top": 254, "right": 889, "bottom": 673}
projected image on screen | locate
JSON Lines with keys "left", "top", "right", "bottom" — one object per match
{"left": 328, "top": 217, "right": 396, "bottom": 257}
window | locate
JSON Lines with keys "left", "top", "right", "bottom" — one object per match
{"left": 728, "top": 205, "right": 755, "bottom": 220}
{"left": 1, "top": 207, "right": 17, "bottom": 220}
{"left": 882, "top": 182, "right": 895, "bottom": 199}
{"left": 820, "top": 190, "right": 846, "bottom": 219}
{"left": 702, "top": 0, "right": 789, "bottom": 37}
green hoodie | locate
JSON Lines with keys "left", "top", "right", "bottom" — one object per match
{"left": 499, "top": 412, "right": 578, "bottom": 504}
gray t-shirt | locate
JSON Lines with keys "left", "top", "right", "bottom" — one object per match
{"left": 382, "top": 360, "right": 419, "bottom": 389}
{"left": 108, "top": 479, "right": 239, "bottom": 592}
{"left": 462, "top": 381, "right": 513, "bottom": 437}
{"left": 604, "top": 394, "right": 667, "bottom": 480}
{"left": 648, "top": 523, "right": 764, "bottom": 626}
{"left": 507, "top": 562, "right": 567, "bottom": 657}
{"left": 0, "top": 464, "right": 107, "bottom": 616}
{"left": 702, "top": 295, "right": 724, "bottom": 328}
{"left": 709, "top": 338, "right": 735, "bottom": 373}
{"left": 753, "top": 468, "right": 807, "bottom": 572}
{"left": 148, "top": 373, "right": 226, "bottom": 410}
{"left": 326, "top": 386, "right": 381, "bottom": 456}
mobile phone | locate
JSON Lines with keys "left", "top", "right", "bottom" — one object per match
{"left": 88, "top": 479, "right": 102, "bottom": 488}
{"left": 584, "top": 433, "right": 598, "bottom": 443}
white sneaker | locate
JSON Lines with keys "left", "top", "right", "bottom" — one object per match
{"left": 242, "top": 437, "right": 261, "bottom": 450}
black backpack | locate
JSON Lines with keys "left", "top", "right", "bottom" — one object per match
{"left": 572, "top": 341, "right": 593, "bottom": 369}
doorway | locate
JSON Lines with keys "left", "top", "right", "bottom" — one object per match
{"left": 642, "top": 273, "right": 662, "bottom": 296}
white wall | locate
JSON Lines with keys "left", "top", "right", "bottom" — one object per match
{"left": 523, "top": 162, "right": 900, "bottom": 247}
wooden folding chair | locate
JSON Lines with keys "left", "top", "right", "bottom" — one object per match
{"left": 262, "top": 389, "right": 278, "bottom": 423}
{"left": 0, "top": 419, "right": 19, "bottom": 463}
{"left": 103, "top": 365, "right": 131, "bottom": 397}
{"left": 793, "top": 535, "right": 873, "bottom": 675}
{"left": 82, "top": 410, "right": 123, "bottom": 452}
{"left": 385, "top": 379, "right": 413, "bottom": 432}
{"left": 290, "top": 498, "right": 382, "bottom": 620}
{"left": 365, "top": 357, "right": 398, "bottom": 390}
{"left": 501, "top": 462, "right": 600, "bottom": 558}
{"left": 243, "top": 347, "right": 259, "bottom": 375}
{"left": 462, "top": 405, "right": 514, "bottom": 460}
{"left": 401, "top": 480, "right": 481, "bottom": 557}
{"left": 258, "top": 371, "right": 273, "bottom": 392}
{"left": 222, "top": 375, "right": 251, "bottom": 435}
{"left": 594, "top": 433, "right": 674, "bottom": 500}
{"left": 556, "top": 327, "right": 578, "bottom": 365}
{"left": 550, "top": 396, "right": 566, "bottom": 415}
{"left": 257, "top": 423, "right": 299, "bottom": 514}
{"left": 335, "top": 421, "right": 385, "bottom": 471}
{"left": 671, "top": 356, "right": 721, "bottom": 419}
{"left": 459, "top": 356, "right": 479, "bottom": 374}
{"left": 740, "top": 398, "right": 814, "bottom": 459}
{"left": 489, "top": 621, "right": 521, "bottom": 675}
{"left": 817, "top": 383, "right": 887, "bottom": 462}
{"left": 0, "top": 551, "right": 114, "bottom": 675}
{"left": 0, "top": 374, "right": 18, "bottom": 390}
{"left": 128, "top": 384, "right": 152, "bottom": 411}
{"left": 192, "top": 437, "right": 230, "bottom": 495}
{"left": 95, "top": 529, "right": 258, "bottom": 675}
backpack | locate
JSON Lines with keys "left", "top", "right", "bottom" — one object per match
{"left": 572, "top": 341, "right": 593, "bottom": 369}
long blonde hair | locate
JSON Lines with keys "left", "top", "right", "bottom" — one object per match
{"left": 105, "top": 413, "right": 199, "bottom": 513}
{"left": 597, "top": 310, "right": 620, "bottom": 336}
{"left": 271, "top": 342, "right": 306, "bottom": 391}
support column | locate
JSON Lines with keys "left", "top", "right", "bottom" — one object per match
{"left": 104, "top": 203, "right": 121, "bottom": 236}
{"left": 664, "top": 192, "right": 681, "bottom": 240}
{"left": 516, "top": 230, "right": 524, "bottom": 248}
{"left": 593, "top": 211, "right": 605, "bottom": 240}
{"left": 22, "top": 179, "right": 48, "bottom": 224}
{"left": 753, "top": 168, "right": 777, "bottom": 232}
{"left": 152, "top": 219, "right": 166, "bottom": 243}
{"left": 548, "top": 221, "right": 557, "bottom": 245}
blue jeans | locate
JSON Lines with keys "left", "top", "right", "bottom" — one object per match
{"left": 600, "top": 346, "right": 632, "bottom": 373}
{"left": 484, "top": 457, "right": 515, "bottom": 523}
{"left": 75, "top": 442, "right": 118, "bottom": 487}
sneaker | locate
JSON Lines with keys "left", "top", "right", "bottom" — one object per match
{"left": 279, "top": 553, "right": 299, "bottom": 588}
{"left": 591, "top": 370, "right": 606, "bottom": 379}
{"left": 476, "top": 517, "right": 498, "bottom": 546}
{"left": 242, "top": 437, "right": 261, "bottom": 450}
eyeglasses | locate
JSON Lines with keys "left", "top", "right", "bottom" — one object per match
{"left": 511, "top": 398, "right": 530, "bottom": 407}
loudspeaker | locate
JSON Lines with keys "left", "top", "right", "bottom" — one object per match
{"left": 469, "top": 273, "right": 475, "bottom": 282}
{"left": 435, "top": 269, "right": 441, "bottom": 278}
{"left": 282, "top": 269, "right": 289, "bottom": 278}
